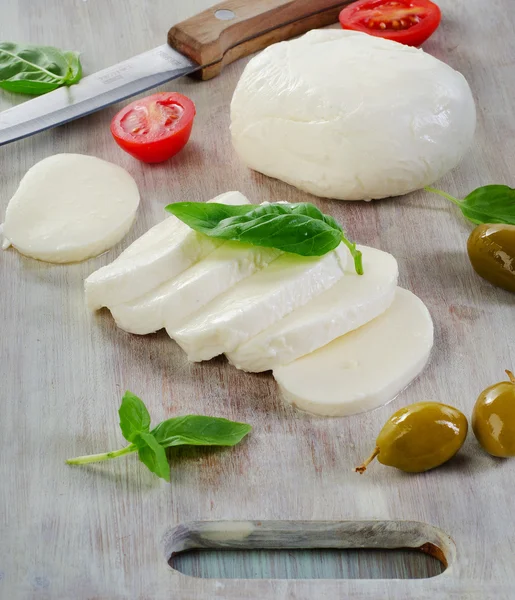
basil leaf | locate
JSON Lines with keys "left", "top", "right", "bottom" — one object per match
{"left": 151, "top": 415, "right": 252, "bottom": 448}
{"left": 0, "top": 42, "right": 83, "bottom": 95}
{"left": 460, "top": 185, "right": 515, "bottom": 225}
{"left": 64, "top": 51, "right": 82, "bottom": 86}
{"left": 67, "top": 391, "right": 253, "bottom": 482}
{"left": 136, "top": 432, "right": 170, "bottom": 481}
{"left": 165, "top": 202, "right": 340, "bottom": 255}
{"left": 425, "top": 185, "right": 515, "bottom": 226}
{"left": 170, "top": 202, "right": 255, "bottom": 229}
{"left": 118, "top": 391, "right": 151, "bottom": 443}
{"left": 165, "top": 202, "right": 363, "bottom": 274}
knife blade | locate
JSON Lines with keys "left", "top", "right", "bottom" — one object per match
{"left": 0, "top": 46, "right": 197, "bottom": 146}
{"left": 0, "top": 0, "right": 351, "bottom": 147}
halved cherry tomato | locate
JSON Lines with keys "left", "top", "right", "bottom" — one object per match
{"left": 339, "top": 0, "right": 441, "bottom": 47}
{"left": 110, "top": 92, "right": 196, "bottom": 163}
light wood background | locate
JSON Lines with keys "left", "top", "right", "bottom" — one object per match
{"left": 1, "top": 0, "right": 515, "bottom": 598}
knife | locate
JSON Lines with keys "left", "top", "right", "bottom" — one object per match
{"left": 0, "top": 0, "right": 350, "bottom": 147}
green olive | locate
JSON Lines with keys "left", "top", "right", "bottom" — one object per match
{"left": 355, "top": 402, "right": 468, "bottom": 474}
{"left": 472, "top": 370, "right": 515, "bottom": 457}
{"left": 467, "top": 224, "right": 515, "bottom": 294}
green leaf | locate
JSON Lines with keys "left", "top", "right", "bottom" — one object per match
{"left": 118, "top": 391, "right": 151, "bottom": 443}
{"left": 64, "top": 51, "right": 82, "bottom": 85}
{"left": 0, "top": 42, "right": 83, "bottom": 95}
{"left": 425, "top": 185, "right": 515, "bottom": 226}
{"left": 136, "top": 432, "right": 170, "bottom": 481}
{"left": 460, "top": 185, "right": 515, "bottom": 225}
{"left": 151, "top": 415, "right": 252, "bottom": 448}
{"left": 165, "top": 202, "right": 363, "bottom": 274}
{"left": 168, "top": 202, "right": 255, "bottom": 229}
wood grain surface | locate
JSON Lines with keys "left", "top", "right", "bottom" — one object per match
{"left": 1, "top": 0, "right": 515, "bottom": 598}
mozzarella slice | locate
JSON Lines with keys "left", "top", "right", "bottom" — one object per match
{"left": 85, "top": 191, "right": 248, "bottom": 310}
{"left": 110, "top": 242, "right": 282, "bottom": 335}
{"left": 171, "top": 245, "right": 349, "bottom": 361}
{"left": 2, "top": 154, "right": 139, "bottom": 263}
{"left": 227, "top": 246, "right": 398, "bottom": 372}
{"left": 273, "top": 288, "right": 433, "bottom": 417}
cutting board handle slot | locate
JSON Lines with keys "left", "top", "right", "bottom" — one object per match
{"left": 164, "top": 520, "right": 455, "bottom": 580}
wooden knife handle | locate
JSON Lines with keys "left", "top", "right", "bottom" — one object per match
{"left": 168, "top": 0, "right": 351, "bottom": 80}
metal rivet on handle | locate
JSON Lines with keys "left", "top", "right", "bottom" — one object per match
{"left": 215, "top": 9, "right": 235, "bottom": 20}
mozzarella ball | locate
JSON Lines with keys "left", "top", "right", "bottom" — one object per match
{"left": 230, "top": 30, "right": 476, "bottom": 201}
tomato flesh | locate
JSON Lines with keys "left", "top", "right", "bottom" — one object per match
{"left": 339, "top": 0, "right": 441, "bottom": 47}
{"left": 111, "top": 92, "right": 196, "bottom": 163}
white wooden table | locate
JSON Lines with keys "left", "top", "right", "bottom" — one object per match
{"left": 1, "top": 1, "right": 514, "bottom": 598}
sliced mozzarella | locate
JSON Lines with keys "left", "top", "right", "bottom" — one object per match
{"left": 110, "top": 242, "right": 282, "bottom": 335}
{"left": 171, "top": 245, "right": 349, "bottom": 361}
{"left": 85, "top": 191, "right": 248, "bottom": 310}
{"left": 227, "top": 246, "right": 398, "bottom": 372}
{"left": 273, "top": 288, "right": 433, "bottom": 417}
{"left": 2, "top": 154, "right": 139, "bottom": 263}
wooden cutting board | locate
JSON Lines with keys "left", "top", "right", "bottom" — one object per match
{"left": 1, "top": 1, "right": 514, "bottom": 598}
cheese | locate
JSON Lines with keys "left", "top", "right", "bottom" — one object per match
{"left": 227, "top": 246, "right": 398, "bottom": 372}
{"left": 171, "top": 244, "right": 349, "bottom": 361}
{"left": 231, "top": 29, "right": 476, "bottom": 201}
{"left": 273, "top": 288, "right": 434, "bottom": 416}
{"left": 111, "top": 242, "right": 282, "bottom": 335}
{"left": 85, "top": 191, "right": 248, "bottom": 310}
{"left": 2, "top": 154, "right": 139, "bottom": 263}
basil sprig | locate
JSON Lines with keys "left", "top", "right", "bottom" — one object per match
{"left": 66, "top": 392, "right": 252, "bottom": 481}
{"left": 165, "top": 202, "right": 363, "bottom": 275}
{"left": 425, "top": 185, "right": 515, "bottom": 226}
{"left": 0, "top": 42, "right": 82, "bottom": 95}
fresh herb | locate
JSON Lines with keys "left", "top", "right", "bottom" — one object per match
{"left": 0, "top": 42, "right": 82, "bottom": 95}
{"left": 66, "top": 392, "right": 252, "bottom": 481}
{"left": 165, "top": 202, "right": 363, "bottom": 274}
{"left": 425, "top": 185, "right": 515, "bottom": 226}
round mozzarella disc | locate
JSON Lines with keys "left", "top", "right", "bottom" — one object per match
{"left": 3, "top": 154, "right": 140, "bottom": 263}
